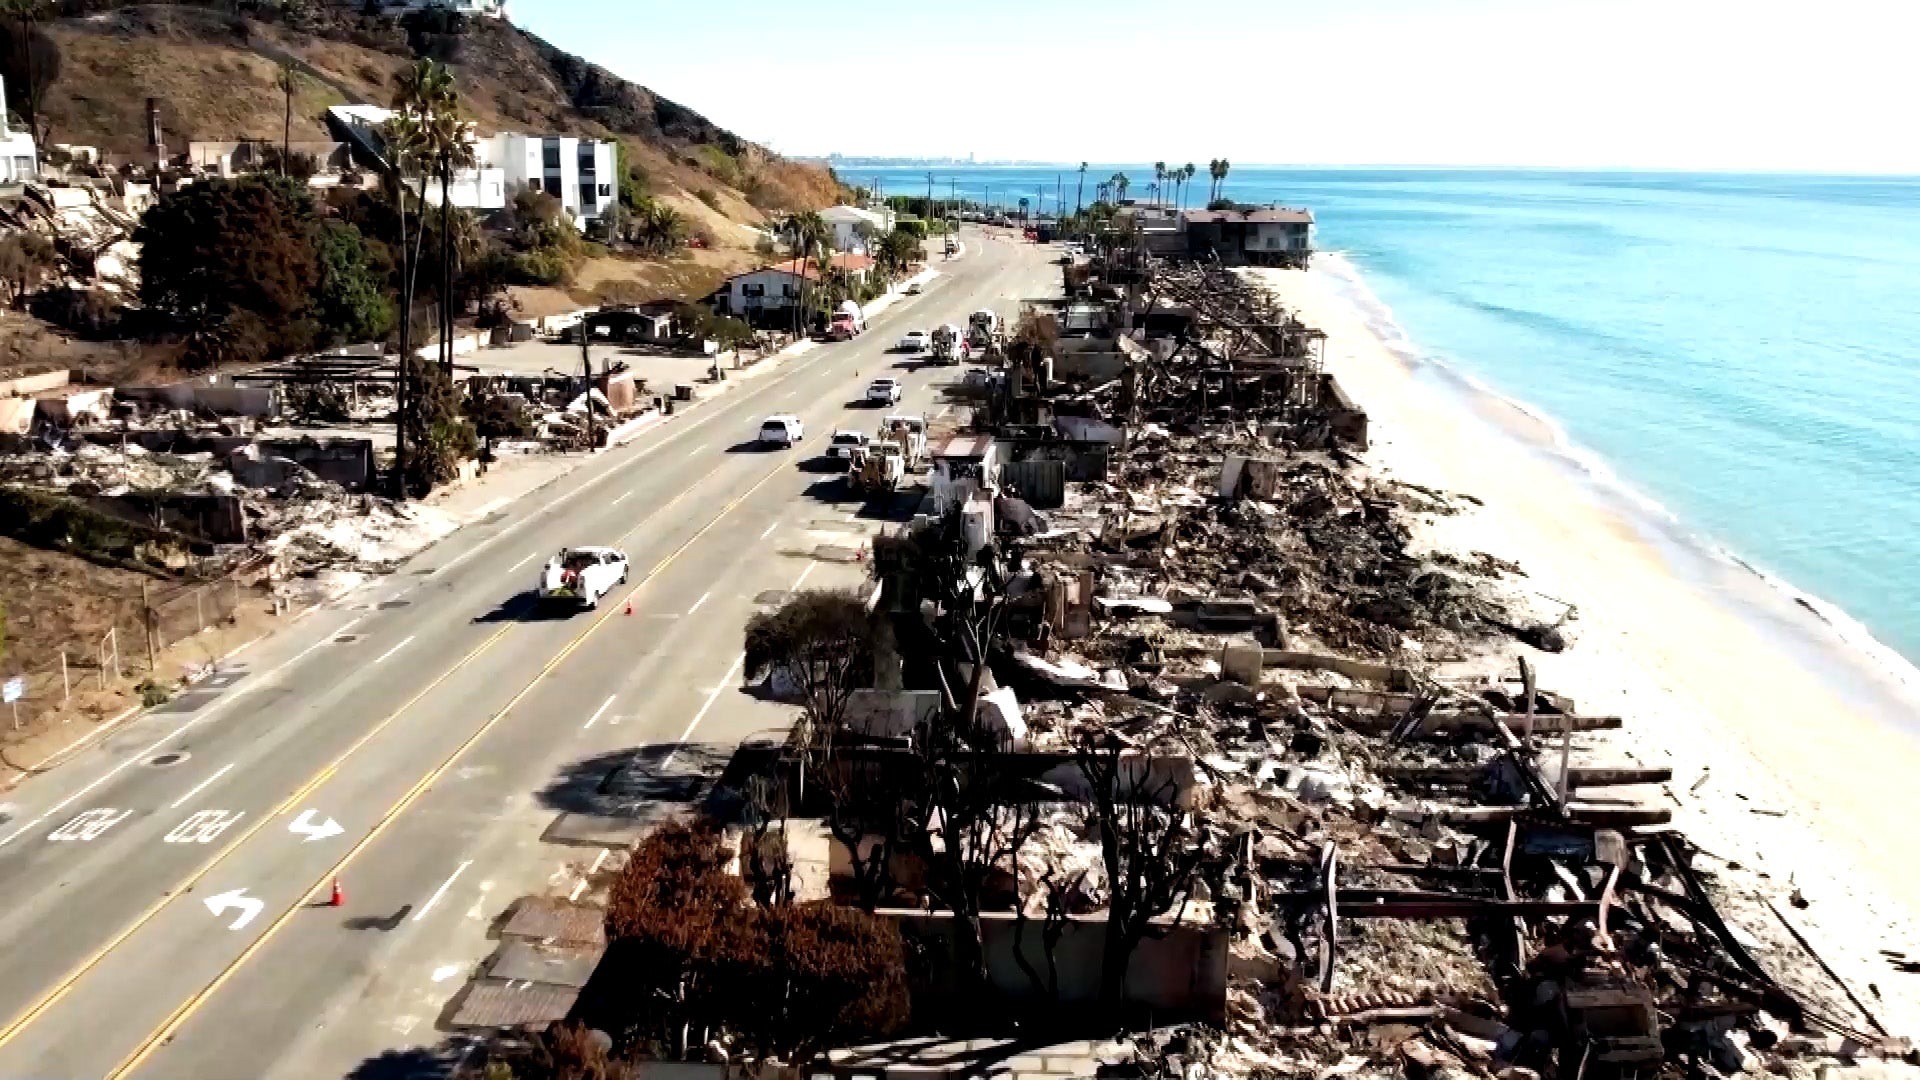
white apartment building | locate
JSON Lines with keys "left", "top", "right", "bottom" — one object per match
{"left": 0, "top": 78, "right": 38, "bottom": 185}
{"left": 326, "top": 105, "right": 614, "bottom": 226}
{"left": 480, "top": 133, "right": 616, "bottom": 227}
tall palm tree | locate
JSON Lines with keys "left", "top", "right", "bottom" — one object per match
{"left": 1110, "top": 172, "right": 1129, "bottom": 205}
{"left": 1180, "top": 163, "right": 1197, "bottom": 210}
{"left": 1152, "top": 161, "right": 1166, "bottom": 207}
{"left": 1216, "top": 159, "right": 1231, "bottom": 205}
{"left": 380, "top": 97, "right": 431, "bottom": 499}
{"left": 1075, "top": 161, "right": 1087, "bottom": 215}
{"left": 1207, "top": 159, "right": 1223, "bottom": 205}
{"left": 397, "top": 61, "right": 472, "bottom": 377}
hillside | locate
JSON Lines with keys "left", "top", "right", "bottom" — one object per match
{"left": 39, "top": 3, "right": 840, "bottom": 244}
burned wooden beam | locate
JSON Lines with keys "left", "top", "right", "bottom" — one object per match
{"left": 1378, "top": 763, "right": 1673, "bottom": 788}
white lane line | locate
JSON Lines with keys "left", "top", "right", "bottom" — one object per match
{"left": 611, "top": 489, "right": 633, "bottom": 505}
{"left": 0, "top": 615, "right": 364, "bottom": 848}
{"left": 168, "top": 763, "right": 235, "bottom": 810}
{"left": 588, "top": 848, "right": 610, "bottom": 874}
{"left": 666, "top": 653, "right": 746, "bottom": 764}
{"left": 507, "top": 550, "right": 539, "bottom": 573}
{"left": 759, "top": 521, "right": 780, "bottom": 540}
{"left": 568, "top": 879, "right": 588, "bottom": 902}
{"left": 413, "top": 859, "right": 474, "bottom": 922}
{"left": 583, "top": 694, "right": 616, "bottom": 731}
{"left": 791, "top": 561, "right": 818, "bottom": 591}
{"left": 373, "top": 635, "right": 416, "bottom": 665}
{"left": 685, "top": 441, "right": 709, "bottom": 458}
{"left": 687, "top": 590, "right": 712, "bottom": 616}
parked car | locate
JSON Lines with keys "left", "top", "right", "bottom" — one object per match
{"left": 905, "top": 282, "right": 924, "bottom": 295}
{"left": 897, "top": 330, "right": 928, "bottom": 352}
{"left": 827, "top": 429, "right": 870, "bottom": 464}
{"left": 537, "top": 546, "right": 628, "bottom": 610}
{"left": 758, "top": 415, "right": 804, "bottom": 447}
{"left": 865, "top": 378, "right": 902, "bottom": 406}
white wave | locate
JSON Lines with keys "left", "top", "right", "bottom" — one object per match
{"left": 1312, "top": 250, "right": 1920, "bottom": 697}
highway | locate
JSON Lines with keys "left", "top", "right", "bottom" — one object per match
{"left": 0, "top": 227, "right": 1058, "bottom": 1079}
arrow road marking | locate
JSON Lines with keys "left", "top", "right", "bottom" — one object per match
{"left": 287, "top": 809, "right": 344, "bottom": 843}
{"left": 203, "top": 889, "right": 263, "bottom": 931}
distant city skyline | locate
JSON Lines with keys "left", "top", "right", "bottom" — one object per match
{"left": 512, "top": 0, "right": 1920, "bottom": 174}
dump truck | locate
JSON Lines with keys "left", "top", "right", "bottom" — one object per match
{"left": 929, "top": 323, "right": 962, "bottom": 365}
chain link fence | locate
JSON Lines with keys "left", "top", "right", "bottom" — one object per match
{"left": 3, "top": 574, "right": 273, "bottom": 739}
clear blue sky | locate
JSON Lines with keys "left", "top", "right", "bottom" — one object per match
{"left": 510, "top": 0, "right": 1919, "bottom": 172}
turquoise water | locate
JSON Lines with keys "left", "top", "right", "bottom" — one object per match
{"left": 859, "top": 165, "right": 1920, "bottom": 675}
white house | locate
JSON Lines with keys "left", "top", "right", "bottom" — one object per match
{"left": 0, "top": 78, "right": 38, "bottom": 186}
{"left": 382, "top": 0, "right": 509, "bottom": 18}
{"left": 715, "top": 253, "right": 875, "bottom": 321}
{"left": 818, "top": 205, "right": 893, "bottom": 253}
{"left": 325, "top": 105, "right": 615, "bottom": 225}
{"left": 480, "top": 133, "right": 616, "bottom": 226}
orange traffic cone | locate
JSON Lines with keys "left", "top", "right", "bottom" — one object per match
{"left": 328, "top": 878, "right": 344, "bottom": 907}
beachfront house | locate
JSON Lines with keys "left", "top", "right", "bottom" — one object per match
{"left": 1181, "top": 207, "right": 1314, "bottom": 267}
{"left": 0, "top": 78, "right": 38, "bottom": 187}
{"left": 819, "top": 205, "right": 895, "bottom": 253}
{"left": 713, "top": 253, "right": 876, "bottom": 326}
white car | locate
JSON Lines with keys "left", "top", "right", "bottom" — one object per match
{"left": 865, "top": 378, "right": 903, "bottom": 405}
{"left": 759, "top": 415, "right": 804, "bottom": 447}
{"left": 827, "top": 429, "right": 870, "bottom": 464}
{"left": 897, "top": 330, "right": 928, "bottom": 352}
{"left": 906, "top": 283, "right": 924, "bottom": 295}
{"left": 537, "top": 546, "right": 628, "bottom": 610}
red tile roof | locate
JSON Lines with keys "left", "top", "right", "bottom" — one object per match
{"left": 744, "top": 253, "right": 876, "bottom": 282}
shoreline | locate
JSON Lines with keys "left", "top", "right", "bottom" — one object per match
{"left": 1245, "top": 262, "right": 1920, "bottom": 1034}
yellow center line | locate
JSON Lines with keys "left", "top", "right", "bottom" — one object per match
{"left": 107, "top": 450, "right": 801, "bottom": 1078}
{"left": 0, "top": 452, "right": 739, "bottom": 1059}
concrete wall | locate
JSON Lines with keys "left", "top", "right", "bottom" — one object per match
{"left": 1321, "top": 373, "right": 1369, "bottom": 450}
{"left": 88, "top": 492, "right": 247, "bottom": 544}
{"left": 257, "top": 437, "right": 374, "bottom": 491}
{"left": 117, "top": 381, "right": 277, "bottom": 417}
{"left": 0, "top": 369, "right": 69, "bottom": 397}
{"left": 881, "top": 909, "right": 1227, "bottom": 1023}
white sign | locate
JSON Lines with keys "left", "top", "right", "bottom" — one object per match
{"left": 1, "top": 677, "right": 21, "bottom": 704}
{"left": 165, "top": 810, "right": 246, "bottom": 844}
{"left": 49, "top": 807, "right": 131, "bottom": 842}
{"left": 203, "top": 888, "right": 264, "bottom": 930}
{"left": 287, "top": 809, "right": 343, "bottom": 843}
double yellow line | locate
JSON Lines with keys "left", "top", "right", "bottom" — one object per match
{"left": 0, "top": 446, "right": 791, "bottom": 1076}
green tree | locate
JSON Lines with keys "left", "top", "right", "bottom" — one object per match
{"left": 135, "top": 175, "right": 320, "bottom": 369}
{"left": 312, "top": 220, "right": 395, "bottom": 345}
{"left": 400, "top": 352, "right": 475, "bottom": 496}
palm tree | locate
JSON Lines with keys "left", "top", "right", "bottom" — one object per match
{"left": 1110, "top": 172, "right": 1129, "bottom": 205}
{"left": 396, "top": 61, "right": 471, "bottom": 377}
{"left": 1180, "top": 163, "right": 1197, "bottom": 210}
{"left": 1207, "top": 159, "right": 1223, "bottom": 205}
{"left": 1152, "top": 161, "right": 1166, "bottom": 207}
{"left": 1075, "top": 161, "right": 1087, "bottom": 215}
{"left": 380, "top": 98, "right": 431, "bottom": 499}
{"left": 1215, "top": 158, "right": 1231, "bottom": 206}
{"left": 779, "top": 211, "right": 829, "bottom": 335}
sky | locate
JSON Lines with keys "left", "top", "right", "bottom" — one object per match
{"left": 510, "top": 0, "right": 1920, "bottom": 173}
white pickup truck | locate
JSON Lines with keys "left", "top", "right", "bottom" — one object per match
{"left": 537, "top": 546, "right": 629, "bottom": 609}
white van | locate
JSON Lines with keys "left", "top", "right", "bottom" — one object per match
{"left": 759, "top": 415, "right": 804, "bottom": 448}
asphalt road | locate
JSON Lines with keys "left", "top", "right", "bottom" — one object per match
{"left": 0, "top": 227, "right": 1059, "bottom": 1079}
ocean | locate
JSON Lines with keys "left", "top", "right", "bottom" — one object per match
{"left": 854, "top": 164, "right": 1920, "bottom": 681}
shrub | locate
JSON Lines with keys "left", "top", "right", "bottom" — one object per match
{"left": 693, "top": 188, "right": 722, "bottom": 212}
{"left": 136, "top": 679, "right": 171, "bottom": 708}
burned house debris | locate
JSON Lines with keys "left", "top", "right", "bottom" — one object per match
{"left": 562, "top": 231, "right": 1915, "bottom": 1080}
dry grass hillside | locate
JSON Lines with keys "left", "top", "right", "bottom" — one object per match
{"left": 40, "top": 3, "right": 841, "bottom": 245}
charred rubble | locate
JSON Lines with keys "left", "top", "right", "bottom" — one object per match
{"left": 791, "top": 250, "right": 1910, "bottom": 1078}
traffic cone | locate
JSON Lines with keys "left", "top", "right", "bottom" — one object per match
{"left": 328, "top": 878, "right": 344, "bottom": 907}
{"left": 623, "top": 600, "right": 633, "bottom": 616}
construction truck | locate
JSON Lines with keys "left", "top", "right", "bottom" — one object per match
{"left": 879, "top": 413, "right": 928, "bottom": 470}
{"left": 967, "top": 309, "right": 999, "bottom": 348}
{"left": 852, "top": 442, "right": 906, "bottom": 494}
{"left": 929, "top": 323, "right": 962, "bottom": 365}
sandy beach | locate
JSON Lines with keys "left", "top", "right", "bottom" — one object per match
{"left": 1246, "top": 262, "right": 1920, "bottom": 1037}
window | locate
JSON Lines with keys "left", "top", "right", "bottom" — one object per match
{"left": 599, "top": 184, "right": 613, "bottom": 197}
{"left": 742, "top": 283, "right": 765, "bottom": 298}
{"left": 543, "top": 177, "right": 561, "bottom": 197}
{"left": 542, "top": 142, "right": 560, "bottom": 170}
{"left": 781, "top": 283, "right": 797, "bottom": 298}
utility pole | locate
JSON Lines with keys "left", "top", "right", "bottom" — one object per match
{"left": 924, "top": 171, "right": 934, "bottom": 220}
{"left": 580, "top": 319, "right": 596, "bottom": 451}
